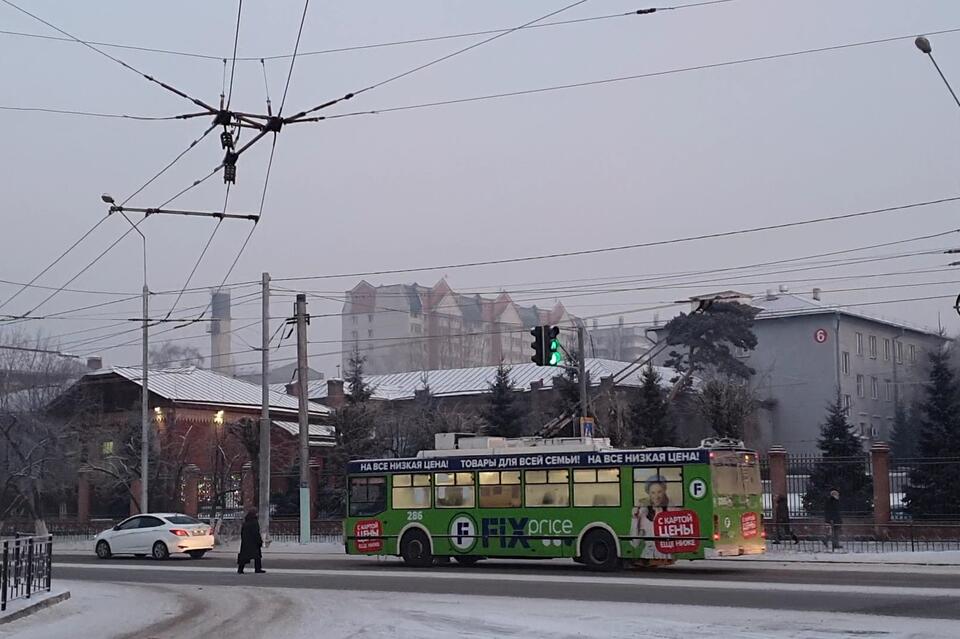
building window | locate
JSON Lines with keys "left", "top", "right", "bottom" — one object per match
{"left": 859, "top": 422, "right": 867, "bottom": 437}
{"left": 367, "top": 329, "right": 374, "bottom": 338}
{"left": 351, "top": 315, "right": 358, "bottom": 325}
{"left": 478, "top": 471, "right": 521, "bottom": 508}
{"left": 885, "top": 380, "right": 893, "bottom": 402}
{"left": 412, "top": 324, "right": 422, "bottom": 335}
{"left": 868, "top": 335, "right": 877, "bottom": 359}
{"left": 841, "top": 351, "right": 850, "bottom": 376}
{"left": 351, "top": 330, "right": 358, "bottom": 340}
{"left": 101, "top": 441, "right": 115, "bottom": 456}
{"left": 842, "top": 394, "right": 852, "bottom": 414}
{"left": 871, "top": 424, "right": 880, "bottom": 438}
{"left": 855, "top": 333, "right": 863, "bottom": 356}
{"left": 871, "top": 376, "right": 879, "bottom": 400}
{"left": 525, "top": 469, "right": 570, "bottom": 507}
{"left": 896, "top": 342, "right": 904, "bottom": 364}
{"left": 573, "top": 468, "right": 621, "bottom": 507}
{"left": 856, "top": 374, "right": 864, "bottom": 398}
{"left": 909, "top": 344, "right": 916, "bottom": 363}
{"left": 435, "top": 472, "right": 475, "bottom": 508}
{"left": 883, "top": 338, "right": 890, "bottom": 361}
{"left": 368, "top": 314, "right": 374, "bottom": 323}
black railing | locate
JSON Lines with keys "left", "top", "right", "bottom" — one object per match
{"left": 1, "top": 535, "right": 53, "bottom": 612}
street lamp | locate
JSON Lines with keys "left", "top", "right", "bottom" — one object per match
{"left": 915, "top": 35, "right": 960, "bottom": 110}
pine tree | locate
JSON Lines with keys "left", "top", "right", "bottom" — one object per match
{"left": 905, "top": 350, "right": 960, "bottom": 519}
{"left": 802, "top": 399, "right": 872, "bottom": 516}
{"left": 482, "top": 362, "right": 523, "bottom": 438}
{"left": 629, "top": 366, "right": 676, "bottom": 447}
{"left": 553, "top": 349, "right": 590, "bottom": 417}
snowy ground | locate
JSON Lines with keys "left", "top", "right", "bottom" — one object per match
{"left": 0, "top": 580, "right": 955, "bottom": 639}
{"left": 733, "top": 550, "right": 960, "bottom": 565}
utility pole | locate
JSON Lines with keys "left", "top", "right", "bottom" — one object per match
{"left": 295, "top": 294, "right": 310, "bottom": 544}
{"left": 259, "top": 272, "right": 271, "bottom": 540}
{"left": 140, "top": 284, "right": 149, "bottom": 512}
{"left": 577, "top": 325, "right": 588, "bottom": 436}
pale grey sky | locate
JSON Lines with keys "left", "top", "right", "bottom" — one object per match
{"left": 2, "top": 0, "right": 960, "bottom": 375}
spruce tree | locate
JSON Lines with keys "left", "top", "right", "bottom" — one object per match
{"left": 345, "top": 348, "right": 372, "bottom": 405}
{"left": 890, "top": 402, "right": 918, "bottom": 460}
{"left": 905, "top": 350, "right": 960, "bottom": 519}
{"left": 802, "top": 399, "right": 872, "bottom": 516}
{"left": 629, "top": 366, "right": 676, "bottom": 447}
{"left": 482, "top": 362, "right": 523, "bottom": 438}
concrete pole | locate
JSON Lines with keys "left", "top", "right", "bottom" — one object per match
{"left": 140, "top": 284, "right": 149, "bottom": 513}
{"left": 259, "top": 272, "right": 271, "bottom": 540}
{"left": 578, "top": 325, "right": 588, "bottom": 436}
{"left": 295, "top": 294, "right": 310, "bottom": 544}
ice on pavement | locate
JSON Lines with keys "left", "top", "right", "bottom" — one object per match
{"left": 1, "top": 580, "right": 954, "bottom": 639}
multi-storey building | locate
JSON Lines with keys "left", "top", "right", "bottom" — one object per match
{"left": 341, "top": 279, "right": 582, "bottom": 375}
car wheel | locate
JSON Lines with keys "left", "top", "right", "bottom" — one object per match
{"left": 95, "top": 541, "right": 112, "bottom": 559}
{"left": 400, "top": 529, "right": 433, "bottom": 568}
{"left": 580, "top": 529, "right": 620, "bottom": 572}
{"left": 187, "top": 550, "right": 206, "bottom": 559}
{"left": 152, "top": 541, "right": 170, "bottom": 560}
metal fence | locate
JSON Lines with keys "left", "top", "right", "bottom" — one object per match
{"left": 1, "top": 535, "right": 53, "bottom": 612}
{"left": 889, "top": 458, "right": 960, "bottom": 521}
{"left": 765, "top": 522, "right": 960, "bottom": 553}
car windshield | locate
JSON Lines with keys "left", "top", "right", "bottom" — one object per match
{"left": 165, "top": 515, "right": 203, "bottom": 525}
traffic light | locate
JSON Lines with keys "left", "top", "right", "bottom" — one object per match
{"left": 530, "top": 325, "right": 545, "bottom": 366}
{"left": 531, "top": 325, "right": 563, "bottom": 367}
{"left": 546, "top": 325, "right": 562, "bottom": 366}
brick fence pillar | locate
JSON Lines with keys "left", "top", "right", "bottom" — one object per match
{"left": 77, "top": 468, "right": 91, "bottom": 523}
{"left": 768, "top": 445, "right": 788, "bottom": 504}
{"left": 871, "top": 442, "right": 891, "bottom": 525}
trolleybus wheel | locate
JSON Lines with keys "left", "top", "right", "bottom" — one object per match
{"left": 400, "top": 529, "right": 433, "bottom": 568}
{"left": 580, "top": 529, "right": 619, "bottom": 572}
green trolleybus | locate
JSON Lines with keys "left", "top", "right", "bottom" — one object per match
{"left": 344, "top": 434, "right": 765, "bottom": 570}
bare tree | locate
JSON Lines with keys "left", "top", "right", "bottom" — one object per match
{"left": 0, "top": 331, "right": 85, "bottom": 535}
{"left": 696, "top": 377, "right": 758, "bottom": 440}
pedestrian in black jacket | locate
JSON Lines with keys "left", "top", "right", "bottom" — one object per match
{"left": 238, "top": 509, "right": 265, "bottom": 574}
{"left": 823, "top": 489, "right": 842, "bottom": 550}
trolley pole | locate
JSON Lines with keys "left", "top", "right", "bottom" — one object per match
{"left": 294, "top": 294, "right": 311, "bottom": 544}
{"left": 578, "top": 325, "right": 588, "bottom": 436}
{"left": 258, "top": 272, "right": 271, "bottom": 540}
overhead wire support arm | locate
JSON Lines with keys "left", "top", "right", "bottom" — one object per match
{"left": 107, "top": 205, "right": 259, "bottom": 222}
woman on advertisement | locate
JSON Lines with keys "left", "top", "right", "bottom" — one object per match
{"left": 630, "top": 476, "right": 674, "bottom": 559}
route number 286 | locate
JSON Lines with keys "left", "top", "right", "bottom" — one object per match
{"left": 407, "top": 511, "right": 423, "bottom": 521}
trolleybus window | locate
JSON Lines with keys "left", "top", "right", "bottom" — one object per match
{"left": 573, "top": 468, "right": 621, "bottom": 507}
{"left": 435, "top": 472, "right": 475, "bottom": 508}
{"left": 711, "top": 452, "right": 762, "bottom": 500}
{"left": 525, "top": 469, "right": 570, "bottom": 507}
{"left": 392, "top": 473, "right": 431, "bottom": 509}
{"left": 632, "top": 467, "right": 685, "bottom": 511}
{"left": 349, "top": 476, "right": 386, "bottom": 516}
{"left": 479, "top": 471, "right": 521, "bottom": 508}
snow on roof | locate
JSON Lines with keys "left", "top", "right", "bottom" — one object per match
{"left": 87, "top": 366, "right": 331, "bottom": 416}
{"left": 272, "top": 420, "right": 336, "bottom": 445}
{"left": 751, "top": 293, "right": 943, "bottom": 337}
{"left": 304, "top": 359, "right": 680, "bottom": 401}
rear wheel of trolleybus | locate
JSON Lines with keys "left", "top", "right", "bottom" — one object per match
{"left": 400, "top": 529, "right": 434, "bottom": 567}
{"left": 579, "top": 529, "right": 620, "bottom": 572}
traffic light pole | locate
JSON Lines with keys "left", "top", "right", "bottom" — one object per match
{"left": 577, "top": 325, "right": 588, "bottom": 435}
{"left": 295, "top": 294, "right": 311, "bottom": 545}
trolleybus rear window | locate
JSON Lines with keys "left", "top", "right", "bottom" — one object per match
{"left": 349, "top": 476, "right": 386, "bottom": 517}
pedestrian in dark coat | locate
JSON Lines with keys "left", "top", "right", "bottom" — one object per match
{"left": 238, "top": 509, "right": 265, "bottom": 574}
{"left": 773, "top": 494, "right": 799, "bottom": 544}
{"left": 823, "top": 489, "right": 842, "bottom": 550}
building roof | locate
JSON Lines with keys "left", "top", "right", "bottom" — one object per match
{"left": 751, "top": 293, "right": 943, "bottom": 337}
{"left": 304, "top": 359, "right": 681, "bottom": 401}
{"left": 86, "top": 366, "right": 331, "bottom": 417}
{"left": 272, "top": 420, "right": 336, "bottom": 446}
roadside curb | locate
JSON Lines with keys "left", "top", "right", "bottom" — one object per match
{"left": 0, "top": 591, "right": 71, "bottom": 625}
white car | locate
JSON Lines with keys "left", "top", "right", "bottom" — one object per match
{"left": 94, "top": 513, "right": 214, "bottom": 560}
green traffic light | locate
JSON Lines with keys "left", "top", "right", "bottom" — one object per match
{"left": 548, "top": 338, "right": 563, "bottom": 366}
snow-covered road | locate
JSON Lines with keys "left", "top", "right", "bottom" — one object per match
{"left": 1, "top": 579, "right": 956, "bottom": 639}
